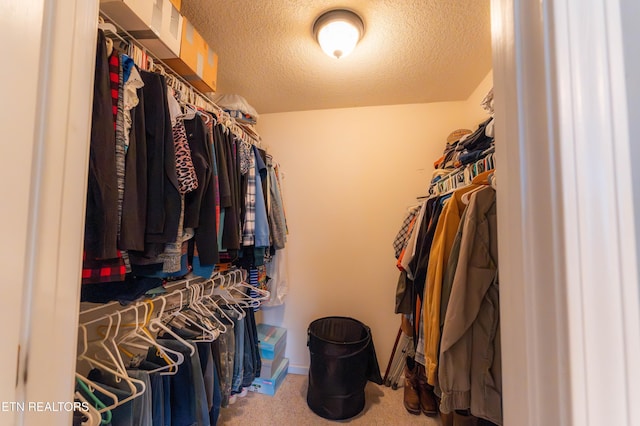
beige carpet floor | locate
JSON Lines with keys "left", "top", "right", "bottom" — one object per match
{"left": 218, "top": 373, "right": 441, "bottom": 425}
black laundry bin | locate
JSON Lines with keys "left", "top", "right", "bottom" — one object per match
{"left": 306, "top": 316, "right": 383, "bottom": 420}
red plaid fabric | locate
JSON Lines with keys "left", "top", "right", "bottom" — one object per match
{"left": 108, "top": 52, "right": 119, "bottom": 130}
{"left": 82, "top": 250, "right": 126, "bottom": 285}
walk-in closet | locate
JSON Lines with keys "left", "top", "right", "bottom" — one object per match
{"left": 2, "top": 0, "right": 639, "bottom": 425}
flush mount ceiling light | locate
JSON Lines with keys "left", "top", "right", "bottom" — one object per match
{"left": 313, "top": 9, "right": 365, "bottom": 59}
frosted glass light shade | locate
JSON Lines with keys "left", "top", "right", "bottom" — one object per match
{"left": 313, "top": 9, "right": 364, "bottom": 59}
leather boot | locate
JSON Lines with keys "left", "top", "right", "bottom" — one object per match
{"left": 416, "top": 363, "right": 438, "bottom": 415}
{"left": 453, "top": 411, "right": 479, "bottom": 426}
{"left": 403, "top": 357, "right": 421, "bottom": 415}
{"left": 440, "top": 411, "right": 455, "bottom": 426}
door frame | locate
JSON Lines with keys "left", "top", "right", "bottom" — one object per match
{"left": 2, "top": 0, "right": 639, "bottom": 424}
{"left": 492, "top": 0, "right": 640, "bottom": 424}
{"left": 0, "top": 0, "right": 99, "bottom": 424}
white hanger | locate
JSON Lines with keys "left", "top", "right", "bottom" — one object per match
{"left": 201, "top": 277, "right": 236, "bottom": 326}
{"left": 461, "top": 185, "right": 486, "bottom": 205}
{"left": 75, "top": 391, "right": 101, "bottom": 426}
{"left": 169, "top": 288, "right": 217, "bottom": 342}
{"left": 188, "top": 282, "right": 227, "bottom": 334}
{"left": 117, "top": 302, "right": 185, "bottom": 375}
{"left": 97, "top": 17, "right": 118, "bottom": 35}
{"left": 184, "top": 285, "right": 220, "bottom": 341}
{"left": 148, "top": 294, "right": 196, "bottom": 357}
{"left": 77, "top": 322, "right": 145, "bottom": 408}
{"left": 75, "top": 372, "right": 118, "bottom": 415}
{"left": 211, "top": 283, "right": 245, "bottom": 320}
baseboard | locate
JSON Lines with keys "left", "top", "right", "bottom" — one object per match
{"left": 287, "top": 364, "right": 309, "bottom": 375}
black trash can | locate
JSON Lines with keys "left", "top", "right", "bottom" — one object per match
{"left": 306, "top": 316, "right": 383, "bottom": 420}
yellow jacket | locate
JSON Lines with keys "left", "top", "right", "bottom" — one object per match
{"left": 423, "top": 171, "right": 493, "bottom": 385}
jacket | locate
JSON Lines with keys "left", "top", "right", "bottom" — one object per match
{"left": 424, "top": 171, "right": 494, "bottom": 385}
{"left": 438, "top": 187, "right": 502, "bottom": 425}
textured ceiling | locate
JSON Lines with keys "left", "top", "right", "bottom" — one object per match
{"left": 182, "top": 0, "right": 492, "bottom": 114}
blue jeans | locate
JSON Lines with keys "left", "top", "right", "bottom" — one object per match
{"left": 127, "top": 370, "right": 152, "bottom": 426}
{"left": 212, "top": 315, "right": 234, "bottom": 407}
{"left": 189, "top": 344, "right": 210, "bottom": 426}
{"left": 83, "top": 369, "right": 136, "bottom": 426}
{"left": 152, "top": 339, "right": 196, "bottom": 426}
{"left": 231, "top": 314, "right": 245, "bottom": 394}
{"left": 149, "top": 373, "right": 165, "bottom": 426}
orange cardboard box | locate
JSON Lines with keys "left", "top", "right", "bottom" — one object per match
{"left": 163, "top": 19, "right": 218, "bottom": 92}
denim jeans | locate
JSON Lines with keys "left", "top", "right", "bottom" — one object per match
{"left": 211, "top": 357, "right": 221, "bottom": 425}
{"left": 231, "top": 314, "right": 245, "bottom": 394}
{"left": 149, "top": 373, "right": 165, "bottom": 426}
{"left": 242, "top": 307, "right": 261, "bottom": 387}
{"left": 197, "top": 342, "right": 221, "bottom": 426}
{"left": 189, "top": 344, "right": 210, "bottom": 426}
{"left": 84, "top": 368, "right": 136, "bottom": 426}
{"left": 162, "top": 375, "right": 171, "bottom": 426}
{"left": 127, "top": 370, "right": 152, "bottom": 426}
{"left": 212, "top": 313, "right": 235, "bottom": 407}
{"left": 152, "top": 339, "right": 196, "bottom": 426}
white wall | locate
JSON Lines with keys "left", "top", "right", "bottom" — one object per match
{"left": 465, "top": 70, "right": 494, "bottom": 127}
{"left": 257, "top": 79, "right": 492, "bottom": 374}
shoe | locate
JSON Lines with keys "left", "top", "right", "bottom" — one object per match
{"left": 441, "top": 411, "right": 454, "bottom": 426}
{"left": 239, "top": 387, "right": 248, "bottom": 397}
{"left": 228, "top": 394, "right": 237, "bottom": 405}
{"left": 403, "top": 357, "right": 421, "bottom": 415}
{"left": 416, "top": 364, "right": 438, "bottom": 415}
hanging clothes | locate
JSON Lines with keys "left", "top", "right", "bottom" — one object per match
{"left": 184, "top": 113, "right": 219, "bottom": 266}
{"left": 424, "top": 171, "right": 494, "bottom": 386}
{"left": 119, "top": 81, "right": 148, "bottom": 252}
{"left": 84, "top": 30, "right": 119, "bottom": 261}
{"left": 437, "top": 187, "right": 501, "bottom": 425}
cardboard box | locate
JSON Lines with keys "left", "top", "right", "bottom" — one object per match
{"left": 163, "top": 19, "right": 218, "bottom": 93}
{"left": 249, "top": 358, "right": 289, "bottom": 396}
{"left": 257, "top": 324, "right": 287, "bottom": 360}
{"left": 100, "top": 0, "right": 182, "bottom": 58}
{"left": 258, "top": 344, "right": 285, "bottom": 378}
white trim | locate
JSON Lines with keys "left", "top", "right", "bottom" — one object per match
{"left": 0, "top": 0, "right": 48, "bottom": 422}
{"left": 491, "top": 0, "right": 571, "bottom": 424}
{"left": 494, "top": 0, "right": 640, "bottom": 425}
{"left": 287, "top": 364, "right": 309, "bottom": 376}
{"left": 552, "top": 0, "right": 640, "bottom": 424}
{"left": 15, "top": 0, "right": 98, "bottom": 424}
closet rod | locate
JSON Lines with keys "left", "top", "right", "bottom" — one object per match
{"left": 99, "top": 10, "right": 260, "bottom": 146}
{"left": 428, "top": 153, "right": 495, "bottom": 198}
{"left": 78, "top": 266, "right": 247, "bottom": 320}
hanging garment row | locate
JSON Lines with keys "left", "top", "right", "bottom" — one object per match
{"left": 392, "top": 117, "right": 501, "bottom": 426}
{"left": 82, "top": 29, "right": 289, "bottom": 305}
{"left": 75, "top": 270, "right": 267, "bottom": 426}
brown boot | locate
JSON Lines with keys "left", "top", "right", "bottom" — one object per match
{"left": 403, "top": 357, "right": 421, "bottom": 415}
{"left": 453, "top": 411, "right": 479, "bottom": 426}
{"left": 440, "top": 411, "right": 455, "bottom": 426}
{"left": 416, "top": 364, "right": 438, "bottom": 415}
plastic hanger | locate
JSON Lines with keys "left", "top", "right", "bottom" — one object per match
{"left": 117, "top": 302, "right": 184, "bottom": 373}
{"left": 97, "top": 18, "right": 118, "bottom": 36}
{"left": 182, "top": 286, "right": 220, "bottom": 341}
{"left": 167, "top": 289, "right": 217, "bottom": 342}
{"left": 148, "top": 294, "right": 196, "bottom": 357}
{"left": 75, "top": 391, "right": 102, "bottom": 426}
{"left": 202, "top": 277, "right": 236, "bottom": 326}
{"left": 188, "top": 282, "right": 227, "bottom": 334}
{"left": 77, "top": 323, "right": 145, "bottom": 408}
{"left": 461, "top": 185, "right": 486, "bottom": 205}
{"left": 75, "top": 373, "right": 115, "bottom": 420}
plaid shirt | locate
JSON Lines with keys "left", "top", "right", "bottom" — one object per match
{"left": 82, "top": 251, "right": 127, "bottom": 285}
{"left": 242, "top": 149, "right": 257, "bottom": 246}
{"left": 393, "top": 205, "right": 420, "bottom": 259}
